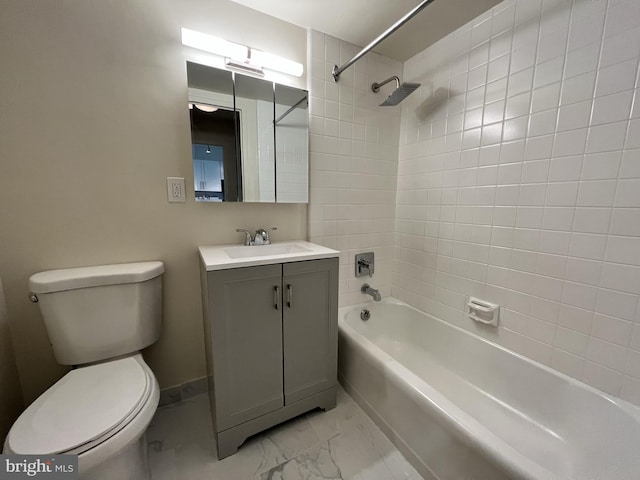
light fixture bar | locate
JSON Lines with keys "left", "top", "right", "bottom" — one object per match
{"left": 252, "top": 50, "right": 304, "bottom": 77}
{"left": 182, "top": 27, "right": 303, "bottom": 78}
{"left": 224, "top": 59, "right": 265, "bottom": 77}
{"left": 181, "top": 28, "right": 247, "bottom": 60}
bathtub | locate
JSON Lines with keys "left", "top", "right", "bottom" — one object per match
{"left": 338, "top": 298, "right": 640, "bottom": 480}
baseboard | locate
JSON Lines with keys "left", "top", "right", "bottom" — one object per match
{"left": 158, "top": 376, "right": 208, "bottom": 407}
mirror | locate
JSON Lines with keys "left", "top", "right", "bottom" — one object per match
{"left": 234, "top": 74, "right": 275, "bottom": 202}
{"left": 186, "top": 62, "right": 309, "bottom": 203}
{"left": 187, "top": 63, "right": 239, "bottom": 202}
{"left": 275, "top": 84, "right": 309, "bottom": 203}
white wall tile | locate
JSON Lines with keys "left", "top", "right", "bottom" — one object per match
{"left": 600, "top": 26, "right": 640, "bottom": 68}
{"left": 594, "top": 59, "right": 638, "bottom": 97}
{"left": 576, "top": 180, "right": 617, "bottom": 207}
{"left": 610, "top": 208, "right": 640, "bottom": 236}
{"left": 580, "top": 152, "right": 621, "bottom": 180}
{"left": 552, "top": 128, "right": 588, "bottom": 157}
{"left": 562, "top": 281, "right": 598, "bottom": 309}
{"left": 573, "top": 208, "right": 611, "bottom": 234}
{"left": 555, "top": 326, "right": 590, "bottom": 356}
{"left": 548, "top": 155, "right": 582, "bottom": 181}
{"left": 626, "top": 119, "right": 640, "bottom": 150}
{"left": 557, "top": 100, "right": 591, "bottom": 131}
{"left": 587, "top": 338, "right": 628, "bottom": 372}
{"left": 546, "top": 182, "right": 578, "bottom": 206}
{"left": 387, "top": 0, "right": 640, "bottom": 406}
{"left": 594, "top": 288, "right": 638, "bottom": 321}
{"left": 605, "top": 236, "right": 640, "bottom": 265}
{"left": 591, "top": 314, "right": 633, "bottom": 346}
{"left": 591, "top": 91, "right": 633, "bottom": 125}
{"left": 569, "top": 233, "right": 607, "bottom": 260}
{"left": 564, "top": 42, "right": 600, "bottom": 79}
{"left": 586, "top": 121, "right": 628, "bottom": 154}
{"left": 565, "top": 257, "right": 601, "bottom": 285}
{"left": 561, "top": 71, "right": 596, "bottom": 106}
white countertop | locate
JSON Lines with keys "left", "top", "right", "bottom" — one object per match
{"left": 199, "top": 241, "right": 340, "bottom": 271}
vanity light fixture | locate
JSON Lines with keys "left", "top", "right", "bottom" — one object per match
{"left": 252, "top": 49, "right": 304, "bottom": 77}
{"left": 181, "top": 27, "right": 303, "bottom": 78}
{"left": 181, "top": 28, "right": 247, "bottom": 61}
{"left": 225, "top": 47, "right": 265, "bottom": 77}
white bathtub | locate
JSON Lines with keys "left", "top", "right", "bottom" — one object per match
{"left": 338, "top": 298, "right": 640, "bottom": 480}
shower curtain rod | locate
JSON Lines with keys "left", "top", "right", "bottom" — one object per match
{"left": 332, "top": 0, "right": 437, "bottom": 81}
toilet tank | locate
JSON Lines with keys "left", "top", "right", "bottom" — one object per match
{"left": 29, "top": 261, "right": 164, "bottom": 365}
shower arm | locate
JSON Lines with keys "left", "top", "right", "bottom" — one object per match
{"left": 332, "top": 0, "right": 437, "bottom": 82}
{"left": 371, "top": 76, "right": 400, "bottom": 93}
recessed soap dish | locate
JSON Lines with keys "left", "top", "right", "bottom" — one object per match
{"left": 467, "top": 297, "right": 499, "bottom": 327}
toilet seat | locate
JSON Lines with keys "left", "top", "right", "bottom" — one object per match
{"left": 7, "top": 356, "right": 152, "bottom": 456}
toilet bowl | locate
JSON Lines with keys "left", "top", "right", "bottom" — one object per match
{"left": 4, "top": 262, "right": 164, "bottom": 479}
{"left": 4, "top": 355, "right": 158, "bottom": 479}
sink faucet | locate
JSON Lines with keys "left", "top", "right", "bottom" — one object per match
{"left": 236, "top": 227, "right": 277, "bottom": 246}
{"left": 361, "top": 283, "right": 381, "bottom": 302}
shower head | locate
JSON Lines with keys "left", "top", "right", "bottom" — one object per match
{"left": 371, "top": 76, "right": 420, "bottom": 106}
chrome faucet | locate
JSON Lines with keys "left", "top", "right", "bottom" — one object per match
{"left": 361, "top": 283, "right": 381, "bottom": 302}
{"left": 236, "top": 227, "right": 277, "bottom": 246}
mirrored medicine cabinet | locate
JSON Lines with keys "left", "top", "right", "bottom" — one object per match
{"left": 187, "top": 61, "right": 309, "bottom": 203}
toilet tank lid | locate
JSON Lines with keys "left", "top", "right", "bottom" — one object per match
{"left": 29, "top": 261, "right": 164, "bottom": 293}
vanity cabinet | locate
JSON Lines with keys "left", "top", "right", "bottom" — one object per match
{"left": 200, "top": 257, "right": 338, "bottom": 458}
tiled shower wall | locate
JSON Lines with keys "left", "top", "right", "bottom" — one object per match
{"left": 307, "top": 30, "right": 401, "bottom": 305}
{"left": 394, "top": 0, "right": 640, "bottom": 404}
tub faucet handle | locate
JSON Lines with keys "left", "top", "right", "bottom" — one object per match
{"left": 355, "top": 252, "right": 375, "bottom": 278}
{"left": 358, "top": 258, "right": 372, "bottom": 273}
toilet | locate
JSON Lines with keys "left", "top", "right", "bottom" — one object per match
{"left": 3, "top": 261, "right": 164, "bottom": 480}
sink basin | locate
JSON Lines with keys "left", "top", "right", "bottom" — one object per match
{"left": 223, "top": 243, "right": 313, "bottom": 259}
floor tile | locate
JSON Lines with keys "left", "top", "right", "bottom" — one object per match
{"left": 147, "top": 386, "right": 422, "bottom": 480}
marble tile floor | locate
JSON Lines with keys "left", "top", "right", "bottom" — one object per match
{"left": 146, "top": 386, "right": 423, "bottom": 480}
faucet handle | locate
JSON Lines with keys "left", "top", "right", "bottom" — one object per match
{"left": 254, "top": 227, "right": 277, "bottom": 245}
{"left": 236, "top": 229, "right": 253, "bottom": 246}
{"left": 265, "top": 227, "right": 277, "bottom": 244}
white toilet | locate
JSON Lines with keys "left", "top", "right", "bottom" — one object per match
{"left": 4, "top": 261, "right": 164, "bottom": 480}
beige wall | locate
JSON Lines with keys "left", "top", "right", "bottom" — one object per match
{"left": 0, "top": 276, "right": 23, "bottom": 444}
{"left": 0, "top": 0, "right": 307, "bottom": 403}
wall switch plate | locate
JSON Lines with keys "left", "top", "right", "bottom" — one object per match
{"left": 167, "top": 177, "right": 186, "bottom": 203}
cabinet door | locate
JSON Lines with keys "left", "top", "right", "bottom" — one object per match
{"left": 209, "top": 264, "right": 283, "bottom": 430}
{"left": 282, "top": 258, "right": 338, "bottom": 404}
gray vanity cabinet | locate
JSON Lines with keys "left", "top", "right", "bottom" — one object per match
{"left": 282, "top": 260, "right": 338, "bottom": 404}
{"left": 208, "top": 264, "right": 284, "bottom": 430}
{"left": 201, "top": 257, "right": 338, "bottom": 459}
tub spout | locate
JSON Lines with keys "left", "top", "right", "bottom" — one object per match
{"left": 361, "top": 283, "right": 381, "bottom": 301}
